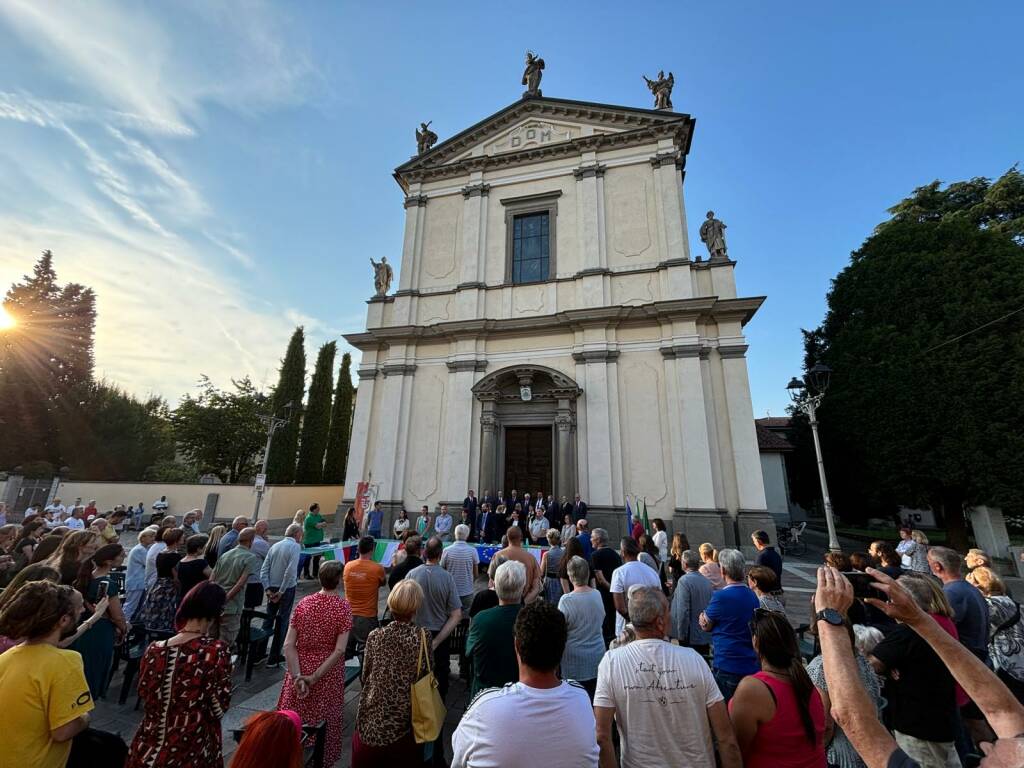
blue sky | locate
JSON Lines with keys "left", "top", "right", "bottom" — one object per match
{"left": 1, "top": 1, "right": 1020, "bottom": 416}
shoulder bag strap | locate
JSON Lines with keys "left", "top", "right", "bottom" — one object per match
{"left": 417, "top": 628, "right": 433, "bottom": 677}
{"left": 996, "top": 601, "right": 1022, "bottom": 634}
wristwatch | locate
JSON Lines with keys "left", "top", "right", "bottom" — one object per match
{"left": 814, "top": 608, "right": 844, "bottom": 627}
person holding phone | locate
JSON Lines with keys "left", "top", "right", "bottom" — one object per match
{"left": 69, "top": 543, "right": 128, "bottom": 699}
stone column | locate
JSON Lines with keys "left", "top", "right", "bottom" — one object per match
{"left": 556, "top": 398, "right": 575, "bottom": 500}
{"left": 575, "top": 163, "right": 608, "bottom": 308}
{"left": 651, "top": 152, "right": 690, "bottom": 279}
{"left": 661, "top": 344, "right": 716, "bottom": 510}
{"left": 577, "top": 353, "right": 614, "bottom": 506}
{"left": 373, "top": 362, "right": 416, "bottom": 503}
{"left": 397, "top": 194, "right": 428, "bottom": 293}
{"left": 343, "top": 368, "right": 379, "bottom": 492}
{"left": 478, "top": 400, "right": 498, "bottom": 495}
{"left": 719, "top": 346, "right": 767, "bottom": 511}
{"left": 442, "top": 360, "right": 484, "bottom": 499}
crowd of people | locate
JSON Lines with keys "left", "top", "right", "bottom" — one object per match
{"left": 3, "top": 494, "right": 1024, "bottom": 768}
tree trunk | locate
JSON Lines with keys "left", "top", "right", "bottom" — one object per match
{"left": 940, "top": 488, "right": 970, "bottom": 552}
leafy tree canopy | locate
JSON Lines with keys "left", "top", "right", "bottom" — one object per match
{"left": 804, "top": 168, "right": 1024, "bottom": 547}
{"left": 171, "top": 376, "right": 269, "bottom": 483}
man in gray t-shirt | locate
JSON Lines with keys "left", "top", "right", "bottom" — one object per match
{"left": 407, "top": 536, "right": 463, "bottom": 702}
{"left": 440, "top": 524, "right": 480, "bottom": 611}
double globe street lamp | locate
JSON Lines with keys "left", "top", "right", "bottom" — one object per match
{"left": 787, "top": 363, "right": 841, "bottom": 553}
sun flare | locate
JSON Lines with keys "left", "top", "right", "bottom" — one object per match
{"left": 0, "top": 306, "right": 16, "bottom": 330}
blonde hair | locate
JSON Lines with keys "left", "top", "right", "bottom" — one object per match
{"left": 204, "top": 525, "right": 226, "bottom": 558}
{"left": 901, "top": 572, "right": 953, "bottom": 617}
{"left": 966, "top": 566, "right": 1006, "bottom": 597}
{"left": 911, "top": 530, "right": 929, "bottom": 545}
{"left": 546, "top": 528, "right": 561, "bottom": 546}
{"left": 966, "top": 548, "right": 991, "bottom": 569}
{"left": 293, "top": 509, "right": 306, "bottom": 525}
{"left": 388, "top": 579, "right": 424, "bottom": 621}
{"left": 699, "top": 542, "right": 717, "bottom": 562}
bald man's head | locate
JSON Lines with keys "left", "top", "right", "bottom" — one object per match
{"left": 254, "top": 520, "right": 268, "bottom": 535}
{"left": 237, "top": 527, "right": 256, "bottom": 546}
{"left": 232, "top": 516, "right": 248, "bottom": 531}
{"left": 507, "top": 526, "right": 523, "bottom": 545}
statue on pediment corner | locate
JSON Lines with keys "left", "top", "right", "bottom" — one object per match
{"left": 370, "top": 257, "right": 393, "bottom": 297}
{"left": 522, "top": 51, "right": 545, "bottom": 97}
{"left": 416, "top": 121, "right": 437, "bottom": 155}
{"left": 643, "top": 70, "right": 674, "bottom": 110}
{"left": 699, "top": 211, "right": 728, "bottom": 261}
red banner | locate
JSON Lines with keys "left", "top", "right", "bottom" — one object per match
{"left": 354, "top": 481, "right": 371, "bottom": 530}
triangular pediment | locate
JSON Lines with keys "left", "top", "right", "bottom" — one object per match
{"left": 394, "top": 96, "right": 694, "bottom": 191}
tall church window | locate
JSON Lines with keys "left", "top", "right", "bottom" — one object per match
{"left": 511, "top": 212, "right": 550, "bottom": 284}
{"left": 501, "top": 190, "right": 560, "bottom": 285}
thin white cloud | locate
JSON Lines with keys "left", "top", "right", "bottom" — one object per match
{"left": 0, "top": 0, "right": 324, "bottom": 401}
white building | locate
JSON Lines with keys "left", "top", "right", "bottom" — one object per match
{"left": 344, "top": 89, "right": 775, "bottom": 547}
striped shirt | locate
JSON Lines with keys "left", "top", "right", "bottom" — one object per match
{"left": 440, "top": 541, "right": 479, "bottom": 597}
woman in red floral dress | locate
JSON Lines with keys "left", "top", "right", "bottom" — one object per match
{"left": 127, "top": 581, "right": 232, "bottom": 768}
{"left": 279, "top": 560, "right": 353, "bottom": 767}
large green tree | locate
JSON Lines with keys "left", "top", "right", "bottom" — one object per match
{"left": 171, "top": 376, "right": 269, "bottom": 483}
{"left": 296, "top": 341, "right": 336, "bottom": 483}
{"left": 54, "top": 381, "right": 175, "bottom": 480}
{"left": 0, "top": 250, "right": 96, "bottom": 469}
{"left": 804, "top": 168, "right": 1024, "bottom": 549}
{"left": 323, "top": 352, "right": 354, "bottom": 483}
{"left": 265, "top": 327, "right": 305, "bottom": 483}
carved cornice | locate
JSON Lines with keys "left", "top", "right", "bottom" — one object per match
{"left": 500, "top": 190, "right": 562, "bottom": 207}
{"left": 381, "top": 362, "right": 418, "bottom": 377}
{"left": 699, "top": 346, "right": 712, "bottom": 360}
{"left": 692, "top": 259, "right": 736, "bottom": 270}
{"left": 393, "top": 96, "right": 695, "bottom": 192}
{"left": 649, "top": 150, "right": 684, "bottom": 169}
{"left": 571, "top": 349, "right": 620, "bottom": 363}
{"left": 393, "top": 288, "right": 418, "bottom": 297}
{"left": 717, "top": 345, "right": 749, "bottom": 359}
{"left": 446, "top": 359, "right": 488, "bottom": 373}
{"left": 356, "top": 368, "right": 379, "bottom": 380}
{"left": 573, "top": 163, "right": 606, "bottom": 180}
{"left": 659, "top": 344, "right": 701, "bottom": 359}
{"left": 575, "top": 267, "right": 612, "bottom": 278}
{"left": 455, "top": 281, "right": 486, "bottom": 291}
{"left": 461, "top": 183, "right": 491, "bottom": 198}
{"left": 403, "top": 194, "right": 429, "bottom": 209}
{"left": 366, "top": 295, "right": 394, "bottom": 304}
{"left": 343, "top": 296, "right": 766, "bottom": 350}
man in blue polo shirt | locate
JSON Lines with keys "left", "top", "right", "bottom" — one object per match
{"left": 700, "top": 548, "right": 759, "bottom": 702}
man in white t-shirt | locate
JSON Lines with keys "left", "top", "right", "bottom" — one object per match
{"left": 44, "top": 499, "right": 66, "bottom": 522}
{"left": 595, "top": 585, "right": 742, "bottom": 768}
{"left": 452, "top": 601, "right": 598, "bottom": 768}
{"left": 64, "top": 507, "right": 86, "bottom": 530}
{"left": 609, "top": 537, "right": 661, "bottom": 635}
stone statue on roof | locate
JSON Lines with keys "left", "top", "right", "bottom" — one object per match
{"left": 416, "top": 121, "right": 437, "bottom": 155}
{"left": 643, "top": 70, "right": 674, "bottom": 110}
{"left": 522, "top": 51, "right": 545, "bottom": 97}
{"left": 370, "top": 257, "right": 393, "bottom": 296}
{"left": 699, "top": 211, "right": 728, "bottom": 261}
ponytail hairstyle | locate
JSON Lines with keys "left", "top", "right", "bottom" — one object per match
{"left": 74, "top": 543, "right": 125, "bottom": 595}
{"left": 751, "top": 608, "right": 818, "bottom": 746}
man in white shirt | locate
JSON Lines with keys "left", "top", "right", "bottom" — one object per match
{"left": 609, "top": 537, "right": 661, "bottom": 636}
{"left": 245, "top": 519, "right": 271, "bottom": 608}
{"left": 595, "top": 586, "right": 741, "bottom": 768}
{"left": 45, "top": 499, "right": 66, "bottom": 522}
{"left": 64, "top": 507, "right": 86, "bottom": 530}
{"left": 260, "top": 523, "right": 303, "bottom": 667}
{"left": 441, "top": 523, "right": 480, "bottom": 611}
{"left": 452, "top": 600, "right": 598, "bottom": 768}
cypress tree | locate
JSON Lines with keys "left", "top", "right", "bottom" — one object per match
{"left": 295, "top": 341, "right": 336, "bottom": 483}
{"left": 265, "top": 327, "right": 305, "bottom": 483}
{"left": 323, "top": 352, "right": 354, "bottom": 483}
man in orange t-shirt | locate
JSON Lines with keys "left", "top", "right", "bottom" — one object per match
{"left": 343, "top": 536, "right": 387, "bottom": 649}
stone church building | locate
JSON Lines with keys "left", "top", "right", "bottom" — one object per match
{"left": 344, "top": 90, "right": 774, "bottom": 547}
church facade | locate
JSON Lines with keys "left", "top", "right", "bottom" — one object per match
{"left": 343, "top": 91, "right": 774, "bottom": 547}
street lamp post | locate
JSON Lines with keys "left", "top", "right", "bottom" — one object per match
{"left": 787, "top": 364, "right": 841, "bottom": 553}
{"left": 253, "top": 402, "right": 293, "bottom": 522}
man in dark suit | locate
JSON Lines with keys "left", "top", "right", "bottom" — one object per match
{"left": 463, "top": 490, "right": 478, "bottom": 518}
{"left": 459, "top": 506, "right": 477, "bottom": 542}
{"left": 545, "top": 495, "right": 558, "bottom": 521}
{"left": 508, "top": 490, "right": 518, "bottom": 509}
{"left": 476, "top": 503, "right": 495, "bottom": 544}
{"left": 573, "top": 494, "right": 588, "bottom": 520}
{"left": 482, "top": 489, "right": 497, "bottom": 514}
{"left": 560, "top": 495, "right": 573, "bottom": 519}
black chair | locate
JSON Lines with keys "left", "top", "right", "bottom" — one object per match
{"left": 449, "top": 617, "right": 471, "bottom": 680}
{"left": 238, "top": 608, "right": 274, "bottom": 682}
{"left": 112, "top": 622, "right": 149, "bottom": 705}
{"left": 232, "top": 720, "right": 327, "bottom": 768}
